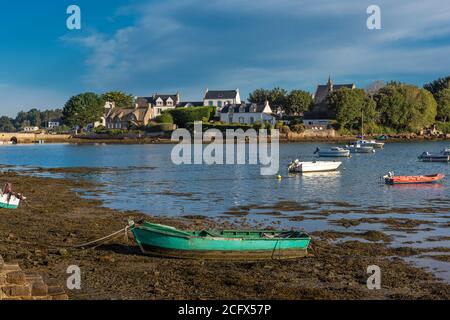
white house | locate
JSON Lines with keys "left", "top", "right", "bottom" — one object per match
{"left": 203, "top": 89, "right": 241, "bottom": 115}
{"left": 47, "top": 121, "right": 60, "bottom": 129}
{"left": 22, "top": 126, "right": 39, "bottom": 132}
{"left": 219, "top": 101, "right": 275, "bottom": 125}
{"left": 135, "top": 93, "right": 180, "bottom": 118}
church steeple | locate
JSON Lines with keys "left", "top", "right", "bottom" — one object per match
{"left": 327, "top": 75, "right": 333, "bottom": 90}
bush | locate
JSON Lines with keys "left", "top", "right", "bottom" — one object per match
{"left": 169, "top": 107, "right": 215, "bottom": 128}
{"left": 155, "top": 112, "right": 174, "bottom": 124}
{"left": 290, "top": 123, "right": 305, "bottom": 133}
{"left": 146, "top": 123, "right": 174, "bottom": 133}
{"left": 252, "top": 122, "right": 264, "bottom": 130}
{"left": 435, "top": 121, "right": 450, "bottom": 134}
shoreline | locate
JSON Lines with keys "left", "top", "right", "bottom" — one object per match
{"left": 0, "top": 170, "right": 449, "bottom": 299}
{"left": 1, "top": 135, "right": 449, "bottom": 145}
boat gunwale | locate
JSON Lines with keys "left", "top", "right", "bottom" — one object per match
{"left": 135, "top": 224, "right": 311, "bottom": 241}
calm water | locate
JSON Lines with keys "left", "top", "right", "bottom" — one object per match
{"left": 1, "top": 141, "right": 449, "bottom": 280}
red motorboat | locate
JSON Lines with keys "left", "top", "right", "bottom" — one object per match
{"left": 383, "top": 172, "right": 445, "bottom": 185}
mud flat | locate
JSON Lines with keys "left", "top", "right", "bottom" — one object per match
{"left": 0, "top": 171, "right": 449, "bottom": 300}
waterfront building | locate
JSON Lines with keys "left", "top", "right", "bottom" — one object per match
{"left": 303, "top": 76, "right": 355, "bottom": 130}
{"left": 135, "top": 93, "right": 180, "bottom": 118}
{"left": 219, "top": 101, "right": 275, "bottom": 125}
{"left": 203, "top": 89, "right": 241, "bottom": 116}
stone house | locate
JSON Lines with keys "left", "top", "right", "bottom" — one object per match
{"left": 303, "top": 76, "right": 355, "bottom": 129}
{"left": 105, "top": 105, "right": 153, "bottom": 129}
{"left": 135, "top": 93, "right": 180, "bottom": 118}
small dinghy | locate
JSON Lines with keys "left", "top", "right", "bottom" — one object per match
{"left": 418, "top": 148, "right": 450, "bottom": 162}
{"left": 314, "top": 147, "right": 350, "bottom": 158}
{"left": 383, "top": 171, "right": 445, "bottom": 185}
{"left": 0, "top": 183, "right": 26, "bottom": 209}
{"left": 288, "top": 159, "right": 341, "bottom": 173}
{"left": 131, "top": 221, "right": 311, "bottom": 260}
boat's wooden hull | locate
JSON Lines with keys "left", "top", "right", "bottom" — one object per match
{"left": 138, "top": 244, "right": 308, "bottom": 260}
{"left": 385, "top": 174, "right": 445, "bottom": 185}
{"left": 0, "top": 194, "right": 20, "bottom": 209}
{"left": 132, "top": 223, "right": 311, "bottom": 260}
{"left": 289, "top": 161, "right": 342, "bottom": 173}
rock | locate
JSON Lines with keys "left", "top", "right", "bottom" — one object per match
{"left": 6, "top": 271, "right": 26, "bottom": 285}
{"left": 58, "top": 248, "right": 69, "bottom": 257}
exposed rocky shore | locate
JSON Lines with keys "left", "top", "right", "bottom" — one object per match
{"left": 0, "top": 171, "right": 448, "bottom": 300}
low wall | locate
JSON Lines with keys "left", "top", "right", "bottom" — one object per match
{"left": 0, "top": 133, "right": 71, "bottom": 143}
{"left": 287, "top": 129, "right": 337, "bottom": 140}
{"left": 0, "top": 255, "right": 68, "bottom": 300}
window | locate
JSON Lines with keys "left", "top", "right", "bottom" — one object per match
{"left": 250, "top": 117, "right": 255, "bottom": 124}
{"left": 239, "top": 117, "right": 244, "bottom": 124}
{"left": 228, "top": 116, "right": 233, "bottom": 123}
{"left": 218, "top": 101, "right": 222, "bottom": 108}
{"left": 209, "top": 101, "right": 214, "bottom": 106}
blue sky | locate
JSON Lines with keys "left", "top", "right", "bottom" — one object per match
{"left": 1, "top": 0, "right": 450, "bottom": 116}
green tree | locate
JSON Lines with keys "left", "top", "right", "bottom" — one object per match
{"left": 168, "top": 107, "right": 215, "bottom": 127}
{"left": 327, "top": 88, "right": 377, "bottom": 130}
{"left": 101, "top": 91, "right": 134, "bottom": 109}
{"left": 0, "top": 116, "right": 16, "bottom": 132}
{"left": 285, "top": 90, "right": 313, "bottom": 115}
{"left": 62, "top": 92, "right": 104, "bottom": 128}
{"left": 155, "top": 112, "right": 174, "bottom": 124}
{"left": 424, "top": 76, "right": 450, "bottom": 97}
{"left": 248, "top": 88, "right": 271, "bottom": 104}
{"left": 248, "top": 87, "right": 288, "bottom": 110}
{"left": 436, "top": 88, "right": 450, "bottom": 122}
{"left": 269, "top": 87, "right": 288, "bottom": 108}
{"left": 374, "top": 83, "right": 437, "bottom": 132}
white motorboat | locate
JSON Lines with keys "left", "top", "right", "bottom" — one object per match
{"left": 288, "top": 159, "right": 342, "bottom": 173}
{"left": 355, "top": 139, "right": 384, "bottom": 149}
{"left": 314, "top": 147, "right": 350, "bottom": 158}
{"left": 346, "top": 144, "right": 375, "bottom": 154}
{"left": 418, "top": 148, "right": 450, "bottom": 162}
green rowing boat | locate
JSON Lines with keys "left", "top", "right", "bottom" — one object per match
{"left": 131, "top": 221, "right": 311, "bottom": 260}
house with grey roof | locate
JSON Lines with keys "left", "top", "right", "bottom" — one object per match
{"left": 219, "top": 101, "right": 275, "bottom": 125}
{"left": 135, "top": 92, "right": 180, "bottom": 118}
{"left": 303, "top": 76, "right": 355, "bottom": 129}
{"left": 203, "top": 89, "right": 241, "bottom": 116}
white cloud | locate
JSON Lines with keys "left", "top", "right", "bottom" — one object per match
{"left": 61, "top": 0, "right": 450, "bottom": 97}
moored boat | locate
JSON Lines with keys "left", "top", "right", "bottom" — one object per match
{"left": 418, "top": 148, "right": 450, "bottom": 162}
{"left": 345, "top": 144, "right": 375, "bottom": 154}
{"left": 0, "top": 183, "right": 25, "bottom": 209}
{"left": 314, "top": 147, "right": 350, "bottom": 158}
{"left": 131, "top": 221, "right": 311, "bottom": 259}
{"left": 383, "top": 171, "right": 445, "bottom": 185}
{"left": 355, "top": 139, "right": 384, "bottom": 149}
{"left": 288, "top": 159, "right": 342, "bottom": 173}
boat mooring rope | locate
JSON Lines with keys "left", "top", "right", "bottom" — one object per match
{"left": 73, "top": 223, "right": 134, "bottom": 249}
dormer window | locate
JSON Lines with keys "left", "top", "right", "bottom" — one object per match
{"left": 218, "top": 93, "right": 223, "bottom": 98}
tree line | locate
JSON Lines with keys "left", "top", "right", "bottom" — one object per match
{"left": 247, "top": 76, "right": 450, "bottom": 133}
